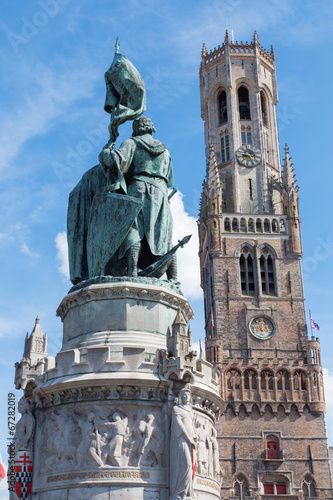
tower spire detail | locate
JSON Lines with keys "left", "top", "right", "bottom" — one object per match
{"left": 206, "top": 143, "right": 221, "bottom": 190}
{"left": 282, "top": 144, "right": 298, "bottom": 193}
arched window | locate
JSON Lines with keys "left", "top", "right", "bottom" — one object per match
{"left": 262, "top": 474, "right": 289, "bottom": 495}
{"left": 238, "top": 86, "right": 251, "bottom": 120}
{"left": 260, "top": 249, "right": 276, "bottom": 296}
{"left": 266, "top": 435, "right": 280, "bottom": 460}
{"left": 240, "top": 248, "right": 255, "bottom": 296}
{"left": 232, "top": 218, "right": 239, "bottom": 232}
{"left": 240, "top": 218, "right": 247, "bottom": 232}
{"left": 260, "top": 91, "right": 268, "bottom": 127}
{"left": 234, "top": 475, "right": 250, "bottom": 499}
{"left": 227, "top": 369, "right": 241, "bottom": 391}
{"left": 261, "top": 370, "right": 274, "bottom": 392}
{"left": 224, "top": 218, "right": 231, "bottom": 232}
{"left": 218, "top": 90, "right": 228, "bottom": 125}
{"left": 302, "top": 475, "right": 317, "bottom": 499}
{"left": 256, "top": 219, "right": 263, "bottom": 232}
{"left": 244, "top": 369, "right": 257, "bottom": 390}
{"left": 294, "top": 371, "right": 307, "bottom": 391}
{"left": 248, "top": 218, "right": 254, "bottom": 232}
{"left": 272, "top": 219, "right": 278, "bottom": 232}
{"left": 221, "top": 129, "right": 230, "bottom": 163}
{"left": 277, "top": 370, "right": 290, "bottom": 391}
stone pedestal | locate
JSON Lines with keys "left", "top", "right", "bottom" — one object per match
{"left": 18, "top": 279, "right": 223, "bottom": 500}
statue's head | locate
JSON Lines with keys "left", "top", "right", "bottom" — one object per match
{"left": 179, "top": 388, "right": 191, "bottom": 406}
{"left": 88, "top": 412, "right": 95, "bottom": 423}
{"left": 18, "top": 398, "right": 30, "bottom": 414}
{"left": 132, "top": 116, "right": 156, "bottom": 136}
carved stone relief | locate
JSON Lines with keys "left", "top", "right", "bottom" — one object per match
{"left": 36, "top": 404, "right": 166, "bottom": 473}
{"left": 195, "top": 415, "right": 221, "bottom": 482}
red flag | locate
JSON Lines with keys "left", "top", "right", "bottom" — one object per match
{"left": 0, "top": 453, "right": 5, "bottom": 480}
{"left": 192, "top": 445, "right": 197, "bottom": 480}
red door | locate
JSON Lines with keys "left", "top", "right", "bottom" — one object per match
{"left": 267, "top": 441, "right": 278, "bottom": 459}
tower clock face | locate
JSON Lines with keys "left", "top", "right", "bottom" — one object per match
{"left": 249, "top": 315, "right": 275, "bottom": 340}
{"left": 236, "top": 144, "right": 262, "bottom": 167}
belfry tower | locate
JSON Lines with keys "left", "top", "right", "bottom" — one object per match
{"left": 198, "top": 31, "right": 333, "bottom": 499}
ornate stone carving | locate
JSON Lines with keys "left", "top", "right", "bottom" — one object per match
{"left": 39, "top": 409, "right": 77, "bottom": 471}
{"left": 15, "top": 398, "right": 35, "bottom": 451}
{"left": 74, "top": 411, "right": 104, "bottom": 468}
{"left": 196, "top": 419, "right": 209, "bottom": 476}
{"left": 36, "top": 405, "right": 167, "bottom": 474}
{"left": 170, "top": 388, "right": 195, "bottom": 500}
{"left": 129, "top": 413, "right": 165, "bottom": 467}
{"left": 101, "top": 410, "right": 128, "bottom": 467}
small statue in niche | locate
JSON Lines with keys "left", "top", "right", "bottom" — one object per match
{"left": 101, "top": 411, "right": 128, "bottom": 467}
{"left": 170, "top": 388, "right": 196, "bottom": 500}
{"left": 15, "top": 398, "right": 35, "bottom": 452}
{"left": 196, "top": 419, "right": 209, "bottom": 476}
{"left": 210, "top": 426, "right": 221, "bottom": 481}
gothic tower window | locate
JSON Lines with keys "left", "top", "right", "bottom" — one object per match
{"left": 277, "top": 370, "right": 290, "bottom": 391}
{"left": 218, "top": 89, "right": 228, "bottom": 125}
{"left": 221, "top": 130, "right": 230, "bottom": 163}
{"left": 260, "top": 249, "right": 276, "bottom": 296}
{"left": 238, "top": 86, "right": 251, "bottom": 120}
{"left": 227, "top": 369, "right": 241, "bottom": 391}
{"left": 260, "top": 91, "right": 268, "bottom": 127}
{"left": 266, "top": 435, "right": 280, "bottom": 459}
{"left": 240, "top": 248, "right": 255, "bottom": 295}
{"left": 241, "top": 125, "right": 252, "bottom": 144}
{"left": 261, "top": 370, "right": 274, "bottom": 392}
{"left": 244, "top": 369, "right": 257, "bottom": 390}
{"left": 264, "top": 131, "right": 270, "bottom": 163}
{"left": 293, "top": 370, "right": 307, "bottom": 391}
{"left": 234, "top": 475, "right": 250, "bottom": 499}
{"left": 302, "top": 475, "right": 317, "bottom": 499}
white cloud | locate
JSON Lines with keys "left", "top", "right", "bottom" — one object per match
{"left": 55, "top": 231, "right": 70, "bottom": 281}
{"left": 0, "top": 55, "right": 100, "bottom": 171}
{"left": 21, "top": 241, "right": 39, "bottom": 259}
{"left": 55, "top": 191, "right": 202, "bottom": 300}
{"left": 170, "top": 191, "right": 202, "bottom": 300}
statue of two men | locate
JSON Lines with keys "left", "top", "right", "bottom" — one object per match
{"left": 67, "top": 116, "right": 177, "bottom": 284}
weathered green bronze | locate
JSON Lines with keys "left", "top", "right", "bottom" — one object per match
{"left": 67, "top": 39, "right": 188, "bottom": 285}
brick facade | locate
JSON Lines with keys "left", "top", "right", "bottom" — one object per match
{"left": 198, "top": 31, "right": 333, "bottom": 499}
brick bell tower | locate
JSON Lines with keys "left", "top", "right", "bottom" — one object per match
{"left": 198, "top": 31, "right": 333, "bottom": 499}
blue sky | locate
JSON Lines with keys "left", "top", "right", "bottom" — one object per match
{"left": 1, "top": 0, "right": 333, "bottom": 496}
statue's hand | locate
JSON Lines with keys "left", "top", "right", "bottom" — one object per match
{"left": 99, "top": 148, "right": 116, "bottom": 172}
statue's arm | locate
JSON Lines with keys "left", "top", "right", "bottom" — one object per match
{"left": 99, "top": 139, "right": 135, "bottom": 175}
{"left": 167, "top": 155, "right": 175, "bottom": 188}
